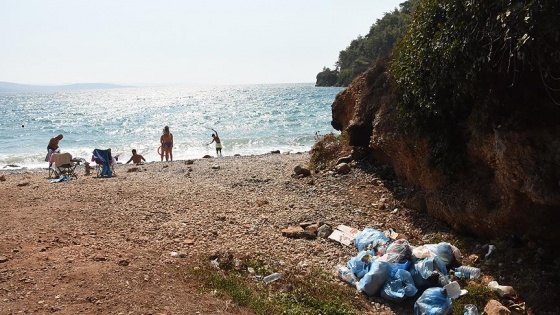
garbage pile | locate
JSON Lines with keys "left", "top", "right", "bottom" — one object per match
{"left": 333, "top": 227, "right": 515, "bottom": 314}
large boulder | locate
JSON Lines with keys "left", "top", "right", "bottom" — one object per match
{"left": 331, "top": 58, "right": 560, "bottom": 245}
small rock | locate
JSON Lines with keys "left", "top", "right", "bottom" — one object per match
{"left": 203, "top": 155, "right": 213, "bottom": 158}
{"left": 317, "top": 224, "right": 333, "bottom": 238}
{"left": 185, "top": 160, "right": 194, "bottom": 165}
{"left": 184, "top": 239, "right": 195, "bottom": 245}
{"left": 335, "top": 163, "right": 351, "bottom": 174}
{"left": 0, "top": 175, "right": 5, "bottom": 181}
{"left": 484, "top": 299, "right": 511, "bottom": 315}
{"left": 270, "top": 150, "right": 280, "bottom": 154}
{"left": 281, "top": 226, "right": 304, "bottom": 238}
{"left": 211, "top": 164, "right": 220, "bottom": 170}
{"left": 293, "top": 165, "right": 311, "bottom": 177}
{"left": 127, "top": 167, "right": 139, "bottom": 173}
{"left": 117, "top": 259, "right": 130, "bottom": 266}
{"left": 17, "top": 181, "right": 30, "bottom": 187}
{"left": 0, "top": 256, "right": 8, "bottom": 263}
{"left": 336, "top": 155, "right": 352, "bottom": 165}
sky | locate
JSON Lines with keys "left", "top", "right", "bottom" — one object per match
{"left": 1, "top": 0, "right": 404, "bottom": 86}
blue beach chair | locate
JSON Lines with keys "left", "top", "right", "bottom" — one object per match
{"left": 92, "top": 149, "right": 115, "bottom": 178}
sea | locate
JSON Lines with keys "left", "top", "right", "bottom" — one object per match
{"left": 0, "top": 83, "right": 343, "bottom": 170}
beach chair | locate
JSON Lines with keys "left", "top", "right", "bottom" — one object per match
{"left": 51, "top": 152, "right": 78, "bottom": 179}
{"left": 92, "top": 148, "right": 115, "bottom": 178}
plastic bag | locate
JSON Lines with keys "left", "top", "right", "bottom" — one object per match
{"left": 356, "top": 260, "right": 390, "bottom": 296}
{"left": 414, "top": 287, "right": 452, "bottom": 315}
{"left": 410, "top": 256, "right": 447, "bottom": 288}
{"left": 380, "top": 268, "right": 418, "bottom": 302}
{"left": 424, "top": 243, "right": 454, "bottom": 265}
{"left": 347, "top": 250, "right": 374, "bottom": 279}
{"left": 384, "top": 239, "right": 412, "bottom": 263}
{"left": 354, "top": 228, "right": 389, "bottom": 252}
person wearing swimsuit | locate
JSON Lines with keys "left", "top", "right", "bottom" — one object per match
{"left": 207, "top": 128, "right": 222, "bottom": 157}
{"left": 160, "top": 126, "right": 173, "bottom": 161}
{"left": 45, "top": 134, "right": 63, "bottom": 162}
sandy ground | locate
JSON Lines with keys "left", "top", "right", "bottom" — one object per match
{"left": 0, "top": 153, "right": 554, "bottom": 314}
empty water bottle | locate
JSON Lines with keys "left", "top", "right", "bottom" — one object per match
{"left": 263, "top": 272, "right": 282, "bottom": 284}
{"left": 464, "top": 304, "right": 478, "bottom": 315}
{"left": 454, "top": 266, "right": 481, "bottom": 279}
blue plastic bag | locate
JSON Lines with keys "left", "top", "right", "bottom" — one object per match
{"left": 356, "top": 260, "right": 390, "bottom": 296}
{"left": 347, "top": 250, "right": 375, "bottom": 279}
{"left": 354, "top": 228, "right": 389, "bottom": 252}
{"left": 424, "top": 243, "right": 454, "bottom": 265}
{"left": 414, "top": 287, "right": 452, "bottom": 315}
{"left": 410, "top": 256, "right": 447, "bottom": 288}
{"left": 380, "top": 268, "right": 418, "bottom": 302}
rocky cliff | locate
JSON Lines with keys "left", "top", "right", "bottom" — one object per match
{"left": 331, "top": 57, "right": 560, "bottom": 246}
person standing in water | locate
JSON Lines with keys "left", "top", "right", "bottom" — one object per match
{"left": 160, "top": 126, "right": 173, "bottom": 161}
{"left": 207, "top": 128, "right": 222, "bottom": 156}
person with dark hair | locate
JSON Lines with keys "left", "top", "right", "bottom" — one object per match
{"left": 45, "top": 134, "right": 63, "bottom": 162}
{"left": 47, "top": 134, "right": 63, "bottom": 152}
{"left": 160, "top": 126, "right": 173, "bottom": 161}
{"left": 126, "top": 149, "right": 146, "bottom": 165}
{"left": 207, "top": 128, "right": 222, "bottom": 156}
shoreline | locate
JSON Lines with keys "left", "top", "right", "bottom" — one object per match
{"left": 0, "top": 150, "right": 307, "bottom": 174}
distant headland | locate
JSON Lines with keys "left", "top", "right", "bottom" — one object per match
{"left": 0, "top": 81, "right": 131, "bottom": 92}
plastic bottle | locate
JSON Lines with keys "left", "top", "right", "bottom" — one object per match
{"left": 464, "top": 304, "right": 478, "bottom": 315}
{"left": 335, "top": 265, "right": 357, "bottom": 285}
{"left": 263, "top": 272, "right": 282, "bottom": 284}
{"left": 454, "top": 266, "right": 481, "bottom": 279}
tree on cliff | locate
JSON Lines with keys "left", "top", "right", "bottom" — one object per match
{"left": 315, "top": 0, "right": 417, "bottom": 87}
{"left": 391, "top": 0, "right": 560, "bottom": 172}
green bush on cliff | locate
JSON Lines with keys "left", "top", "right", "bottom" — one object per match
{"left": 316, "top": 0, "right": 417, "bottom": 87}
{"left": 391, "top": 0, "right": 560, "bottom": 173}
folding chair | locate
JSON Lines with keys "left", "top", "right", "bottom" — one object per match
{"left": 92, "top": 148, "right": 115, "bottom": 178}
{"left": 51, "top": 153, "right": 78, "bottom": 179}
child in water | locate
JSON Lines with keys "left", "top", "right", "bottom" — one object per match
{"left": 207, "top": 128, "right": 222, "bottom": 156}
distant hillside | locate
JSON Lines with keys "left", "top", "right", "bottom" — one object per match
{"left": 0, "top": 81, "right": 131, "bottom": 92}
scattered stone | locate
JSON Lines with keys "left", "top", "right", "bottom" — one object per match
{"left": 127, "top": 167, "right": 139, "bottom": 173}
{"left": 484, "top": 299, "right": 511, "bottom": 315}
{"left": 203, "top": 155, "right": 213, "bottom": 158}
{"left": 184, "top": 239, "right": 195, "bottom": 245}
{"left": 304, "top": 223, "right": 319, "bottom": 236}
{"left": 336, "top": 155, "right": 353, "bottom": 165}
{"left": 335, "top": 163, "right": 351, "bottom": 175}
{"left": 270, "top": 150, "right": 280, "bottom": 154}
{"left": 317, "top": 224, "right": 333, "bottom": 238}
{"left": 117, "top": 259, "right": 130, "bottom": 266}
{"left": 281, "top": 226, "right": 304, "bottom": 238}
{"left": 93, "top": 256, "right": 107, "bottom": 261}
{"left": 234, "top": 154, "right": 241, "bottom": 156}
{"left": 256, "top": 200, "right": 269, "bottom": 207}
{"left": 211, "top": 164, "right": 220, "bottom": 170}
{"left": 17, "top": 181, "right": 30, "bottom": 187}
{"left": 0, "top": 175, "right": 5, "bottom": 181}
{"left": 0, "top": 256, "right": 8, "bottom": 263}
{"left": 293, "top": 165, "right": 311, "bottom": 177}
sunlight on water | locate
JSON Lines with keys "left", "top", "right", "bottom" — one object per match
{"left": 0, "top": 83, "right": 343, "bottom": 169}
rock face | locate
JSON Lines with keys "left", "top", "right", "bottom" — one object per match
{"left": 331, "top": 58, "right": 560, "bottom": 245}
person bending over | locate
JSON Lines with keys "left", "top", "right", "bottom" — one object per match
{"left": 126, "top": 149, "right": 146, "bottom": 165}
